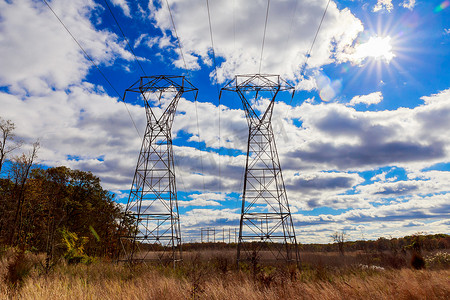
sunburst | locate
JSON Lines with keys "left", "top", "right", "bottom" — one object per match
{"left": 354, "top": 36, "right": 395, "bottom": 63}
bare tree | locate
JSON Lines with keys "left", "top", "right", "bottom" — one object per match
{"left": 331, "top": 230, "right": 348, "bottom": 256}
{"left": 0, "top": 117, "right": 22, "bottom": 174}
{"left": 8, "top": 141, "right": 40, "bottom": 245}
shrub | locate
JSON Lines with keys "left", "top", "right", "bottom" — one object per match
{"left": 61, "top": 229, "right": 94, "bottom": 264}
{"left": 425, "top": 251, "right": 450, "bottom": 269}
{"left": 411, "top": 252, "right": 425, "bottom": 270}
{"left": 211, "top": 255, "right": 229, "bottom": 274}
{"left": 3, "top": 250, "right": 33, "bottom": 290}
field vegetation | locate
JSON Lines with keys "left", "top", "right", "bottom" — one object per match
{"left": 0, "top": 246, "right": 449, "bottom": 299}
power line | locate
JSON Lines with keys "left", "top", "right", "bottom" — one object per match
{"left": 258, "top": 0, "right": 271, "bottom": 74}
{"left": 206, "top": 0, "right": 222, "bottom": 195}
{"left": 41, "top": 0, "right": 141, "bottom": 138}
{"left": 286, "top": 0, "right": 331, "bottom": 114}
{"left": 165, "top": 0, "right": 207, "bottom": 200}
{"left": 206, "top": 0, "right": 219, "bottom": 83}
{"left": 299, "top": 0, "right": 331, "bottom": 79}
{"left": 102, "top": 0, "right": 147, "bottom": 76}
{"left": 283, "top": 0, "right": 300, "bottom": 61}
{"left": 233, "top": 0, "right": 236, "bottom": 74}
{"left": 193, "top": 99, "right": 206, "bottom": 198}
{"left": 165, "top": 0, "right": 188, "bottom": 73}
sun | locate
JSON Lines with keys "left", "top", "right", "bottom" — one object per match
{"left": 354, "top": 36, "right": 395, "bottom": 63}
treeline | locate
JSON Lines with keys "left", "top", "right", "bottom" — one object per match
{"left": 180, "top": 234, "right": 450, "bottom": 253}
{"left": 0, "top": 166, "right": 122, "bottom": 260}
{"left": 301, "top": 233, "right": 450, "bottom": 253}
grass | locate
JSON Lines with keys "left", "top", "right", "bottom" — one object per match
{"left": 0, "top": 249, "right": 449, "bottom": 299}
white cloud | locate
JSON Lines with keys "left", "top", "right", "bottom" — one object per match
{"left": 445, "top": 28, "right": 450, "bottom": 35}
{"left": 110, "top": 0, "right": 131, "bottom": 17}
{"left": 146, "top": 0, "right": 364, "bottom": 84}
{"left": 178, "top": 192, "right": 232, "bottom": 207}
{"left": 182, "top": 208, "right": 239, "bottom": 227}
{"left": 341, "top": 36, "right": 395, "bottom": 65}
{"left": 0, "top": 0, "right": 133, "bottom": 93}
{"left": 400, "top": 0, "right": 416, "bottom": 10}
{"left": 349, "top": 91, "right": 383, "bottom": 106}
{"left": 0, "top": 84, "right": 145, "bottom": 190}
{"left": 373, "top": 0, "right": 394, "bottom": 12}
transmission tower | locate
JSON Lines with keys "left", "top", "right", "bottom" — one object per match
{"left": 220, "top": 74, "right": 300, "bottom": 266}
{"left": 118, "top": 75, "right": 198, "bottom": 266}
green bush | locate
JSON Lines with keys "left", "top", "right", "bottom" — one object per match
{"left": 61, "top": 228, "right": 94, "bottom": 265}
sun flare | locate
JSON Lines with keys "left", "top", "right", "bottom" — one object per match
{"left": 354, "top": 36, "right": 395, "bottom": 63}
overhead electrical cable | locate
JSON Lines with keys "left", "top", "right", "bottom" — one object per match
{"left": 206, "top": 0, "right": 219, "bottom": 83}
{"left": 299, "top": 0, "right": 331, "bottom": 79}
{"left": 41, "top": 0, "right": 141, "bottom": 138}
{"left": 285, "top": 0, "right": 331, "bottom": 120}
{"left": 232, "top": 0, "right": 243, "bottom": 211}
{"left": 283, "top": 0, "right": 300, "bottom": 62}
{"left": 102, "top": 0, "right": 147, "bottom": 76}
{"left": 165, "top": 0, "right": 207, "bottom": 199}
{"left": 206, "top": 0, "right": 223, "bottom": 196}
{"left": 233, "top": 0, "right": 236, "bottom": 74}
{"left": 165, "top": 0, "right": 188, "bottom": 75}
{"left": 258, "top": 0, "right": 271, "bottom": 74}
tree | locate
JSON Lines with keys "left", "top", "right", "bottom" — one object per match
{"left": 0, "top": 117, "right": 22, "bottom": 174}
{"left": 8, "top": 141, "right": 39, "bottom": 245}
{"left": 26, "top": 166, "right": 122, "bottom": 259}
{"left": 1, "top": 158, "right": 125, "bottom": 261}
{"left": 331, "top": 230, "right": 348, "bottom": 255}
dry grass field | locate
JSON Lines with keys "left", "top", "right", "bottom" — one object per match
{"left": 0, "top": 248, "right": 449, "bottom": 299}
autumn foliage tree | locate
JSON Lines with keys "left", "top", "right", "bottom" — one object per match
{"left": 0, "top": 166, "right": 122, "bottom": 261}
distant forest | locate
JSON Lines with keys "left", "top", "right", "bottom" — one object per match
{"left": 182, "top": 233, "right": 450, "bottom": 253}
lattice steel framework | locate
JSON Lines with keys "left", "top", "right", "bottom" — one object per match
{"left": 220, "top": 74, "right": 300, "bottom": 266}
{"left": 118, "top": 75, "right": 198, "bottom": 265}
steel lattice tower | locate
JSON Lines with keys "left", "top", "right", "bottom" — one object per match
{"left": 220, "top": 74, "right": 300, "bottom": 266}
{"left": 118, "top": 75, "right": 198, "bottom": 265}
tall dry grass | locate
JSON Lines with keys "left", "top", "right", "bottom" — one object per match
{"left": 0, "top": 249, "right": 449, "bottom": 299}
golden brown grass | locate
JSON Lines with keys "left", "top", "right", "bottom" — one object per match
{"left": 1, "top": 250, "right": 449, "bottom": 299}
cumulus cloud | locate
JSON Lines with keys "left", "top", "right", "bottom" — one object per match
{"left": 290, "top": 141, "right": 444, "bottom": 170}
{"left": 110, "top": 0, "right": 131, "bottom": 17}
{"left": 340, "top": 36, "right": 395, "bottom": 65}
{"left": 286, "top": 171, "right": 363, "bottom": 194}
{"left": 400, "top": 0, "right": 416, "bottom": 10}
{"left": 373, "top": 0, "right": 394, "bottom": 12}
{"left": 0, "top": 0, "right": 133, "bottom": 94}
{"left": 349, "top": 92, "right": 383, "bottom": 106}
{"left": 145, "top": 0, "right": 364, "bottom": 84}
{"left": 284, "top": 90, "right": 450, "bottom": 170}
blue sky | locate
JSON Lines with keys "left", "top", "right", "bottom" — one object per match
{"left": 0, "top": 0, "right": 449, "bottom": 243}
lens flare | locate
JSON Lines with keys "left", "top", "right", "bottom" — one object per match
{"left": 435, "top": 0, "right": 450, "bottom": 12}
{"left": 316, "top": 72, "right": 342, "bottom": 102}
